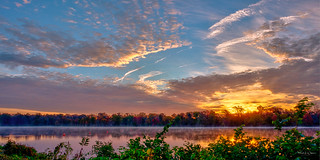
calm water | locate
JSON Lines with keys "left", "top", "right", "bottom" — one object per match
{"left": 0, "top": 126, "right": 319, "bottom": 154}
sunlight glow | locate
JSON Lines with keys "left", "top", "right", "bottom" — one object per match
{"left": 196, "top": 83, "right": 316, "bottom": 113}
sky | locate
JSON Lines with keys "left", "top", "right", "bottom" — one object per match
{"left": 0, "top": 0, "right": 319, "bottom": 114}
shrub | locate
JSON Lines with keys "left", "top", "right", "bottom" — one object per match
{"left": 91, "top": 141, "right": 118, "bottom": 159}
{"left": 2, "top": 140, "right": 37, "bottom": 157}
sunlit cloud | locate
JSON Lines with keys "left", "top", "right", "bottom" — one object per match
{"left": 136, "top": 71, "right": 166, "bottom": 94}
{"left": 166, "top": 57, "right": 320, "bottom": 112}
{"left": 0, "top": 0, "right": 319, "bottom": 114}
{"left": 0, "top": 0, "right": 189, "bottom": 68}
{"left": 138, "top": 71, "right": 163, "bottom": 82}
{"left": 197, "top": 83, "right": 317, "bottom": 113}
{"left": 0, "top": 108, "right": 62, "bottom": 115}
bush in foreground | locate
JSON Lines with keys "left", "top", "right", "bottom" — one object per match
{"left": 0, "top": 125, "right": 319, "bottom": 160}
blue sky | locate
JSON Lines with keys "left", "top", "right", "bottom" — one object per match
{"left": 0, "top": 0, "right": 319, "bottom": 114}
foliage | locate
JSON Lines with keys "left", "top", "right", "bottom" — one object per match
{"left": 91, "top": 141, "right": 117, "bottom": 159}
{"left": 74, "top": 137, "right": 90, "bottom": 160}
{"left": 2, "top": 140, "right": 37, "bottom": 157}
{"left": 272, "top": 97, "right": 315, "bottom": 131}
{"left": 207, "top": 125, "right": 271, "bottom": 160}
{"left": 173, "top": 142, "right": 203, "bottom": 160}
{"left": 272, "top": 116, "right": 291, "bottom": 131}
{"left": 45, "top": 142, "right": 73, "bottom": 160}
{"left": 118, "top": 122, "right": 173, "bottom": 159}
{"left": 270, "top": 128, "right": 319, "bottom": 160}
{"left": 0, "top": 126, "right": 319, "bottom": 160}
{"left": 294, "top": 97, "right": 315, "bottom": 126}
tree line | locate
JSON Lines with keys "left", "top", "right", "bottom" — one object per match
{"left": 0, "top": 106, "right": 318, "bottom": 127}
{"left": 1, "top": 98, "right": 320, "bottom": 160}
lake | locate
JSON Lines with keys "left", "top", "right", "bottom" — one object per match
{"left": 0, "top": 126, "right": 319, "bottom": 155}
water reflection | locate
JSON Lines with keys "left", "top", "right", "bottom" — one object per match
{"left": 0, "top": 127, "right": 318, "bottom": 153}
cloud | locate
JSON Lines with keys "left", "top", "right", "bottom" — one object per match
{"left": 178, "top": 63, "right": 195, "bottom": 68}
{"left": 258, "top": 57, "right": 320, "bottom": 96}
{"left": 0, "top": 72, "right": 195, "bottom": 114}
{"left": 0, "top": 0, "right": 189, "bottom": 68}
{"left": 15, "top": 2, "right": 22, "bottom": 7}
{"left": 207, "top": 0, "right": 266, "bottom": 38}
{"left": 136, "top": 71, "right": 165, "bottom": 94}
{"left": 23, "top": 0, "right": 31, "bottom": 4}
{"left": 155, "top": 57, "right": 166, "bottom": 64}
{"left": 0, "top": 53, "right": 68, "bottom": 68}
{"left": 210, "top": 14, "right": 308, "bottom": 73}
{"left": 215, "top": 29, "right": 269, "bottom": 53}
{"left": 4, "top": 56, "right": 316, "bottom": 114}
{"left": 65, "top": 20, "right": 78, "bottom": 24}
{"left": 0, "top": 35, "right": 8, "bottom": 41}
{"left": 0, "top": 107, "right": 61, "bottom": 114}
{"left": 255, "top": 33, "right": 320, "bottom": 61}
{"left": 138, "top": 71, "right": 163, "bottom": 82}
{"left": 165, "top": 57, "right": 320, "bottom": 111}
{"left": 216, "top": 14, "right": 306, "bottom": 54}
{"left": 166, "top": 28, "right": 320, "bottom": 111}
{"left": 114, "top": 67, "right": 144, "bottom": 83}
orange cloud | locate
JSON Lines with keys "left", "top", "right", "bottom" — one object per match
{"left": 166, "top": 57, "right": 320, "bottom": 112}
{"left": 0, "top": 107, "right": 63, "bottom": 115}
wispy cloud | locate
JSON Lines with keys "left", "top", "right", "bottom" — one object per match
{"left": 155, "top": 57, "right": 166, "bottom": 64}
{"left": 211, "top": 14, "right": 307, "bottom": 72}
{"left": 138, "top": 71, "right": 163, "bottom": 82}
{"left": 114, "top": 67, "right": 144, "bottom": 83}
{"left": 65, "top": 19, "right": 78, "bottom": 24}
{"left": 207, "top": 0, "right": 266, "bottom": 38}
{"left": 178, "top": 63, "right": 195, "bottom": 68}
{"left": 136, "top": 71, "right": 165, "bottom": 94}
{"left": 216, "top": 29, "right": 271, "bottom": 53}
{"left": 176, "top": 46, "right": 192, "bottom": 54}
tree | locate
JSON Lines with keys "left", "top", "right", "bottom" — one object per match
{"left": 257, "top": 105, "right": 265, "bottom": 114}
{"left": 111, "top": 113, "right": 122, "bottom": 126}
{"left": 294, "top": 97, "right": 314, "bottom": 126}
{"left": 232, "top": 106, "right": 244, "bottom": 117}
